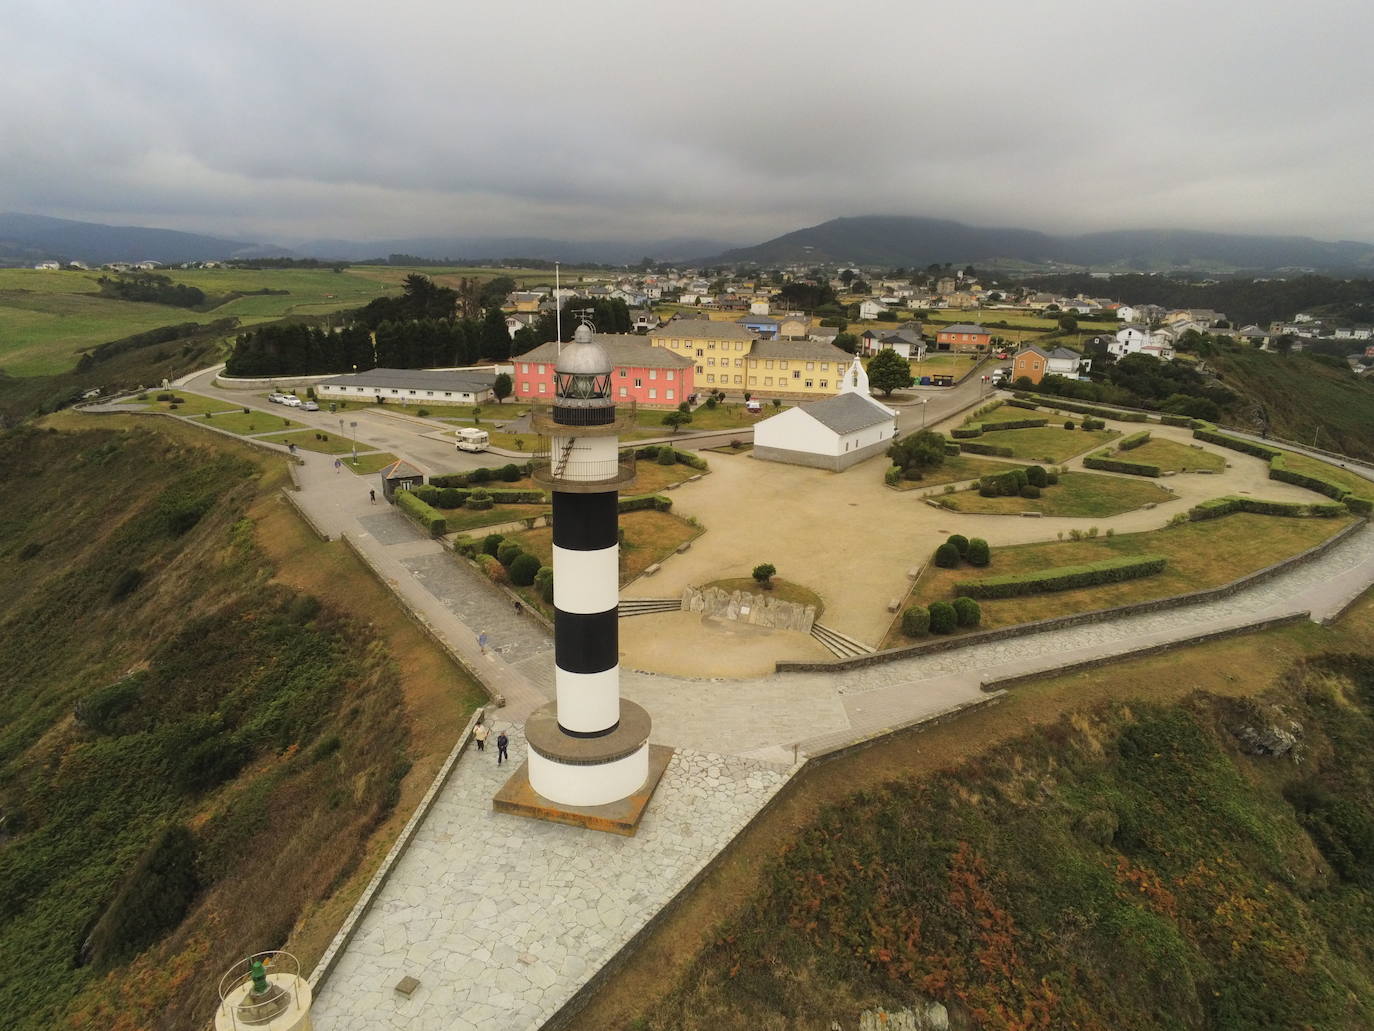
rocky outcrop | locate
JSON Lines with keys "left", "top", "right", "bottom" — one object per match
{"left": 681, "top": 585, "right": 817, "bottom": 634}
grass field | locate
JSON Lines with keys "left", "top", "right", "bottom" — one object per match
{"left": 508, "top": 509, "right": 698, "bottom": 584}
{"left": 977, "top": 425, "right": 1120, "bottom": 462}
{"left": 908, "top": 511, "right": 1351, "bottom": 631}
{"left": 1280, "top": 450, "right": 1374, "bottom": 498}
{"left": 344, "top": 452, "right": 400, "bottom": 475}
{"left": 937, "top": 470, "right": 1176, "bottom": 517}
{"left": 199, "top": 409, "right": 299, "bottom": 435}
{"left": 890, "top": 453, "right": 1023, "bottom": 490}
{"left": 441, "top": 504, "right": 540, "bottom": 532}
{"left": 1126, "top": 437, "right": 1227, "bottom": 473}
{"left": 136, "top": 391, "right": 243, "bottom": 416}
{"left": 637, "top": 403, "right": 763, "bottom": 433}
{"left": 256, "top": 429, "right": 369, "bottom": 455}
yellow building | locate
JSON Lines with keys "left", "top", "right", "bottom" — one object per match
{"left": 649, "top": 319, "right": 852, "bottom": 397}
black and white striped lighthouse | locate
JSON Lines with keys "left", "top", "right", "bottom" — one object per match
{"left": 523, "top": 324, "right": 653, "bottom": 808}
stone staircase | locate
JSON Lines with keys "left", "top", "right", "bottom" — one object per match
{"left": 809, "top": 622, "right": 875, "bottom": 660}
{"left": 618, "top": 598, "right": 682, "bottom": 618}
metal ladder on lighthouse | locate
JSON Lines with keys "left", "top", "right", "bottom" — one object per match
{"left": 553, "top": 437, "right": 577, "bottom": 478}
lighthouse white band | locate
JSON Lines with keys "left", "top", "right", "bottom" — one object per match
{"left": 554, "top": 666, "right": 622, "bottom": 733}
{"left": 528, "top": 742, "right": 649, "bottom": 808}
{"left": 551, "top": 545, "right": 620, "bottom": 614}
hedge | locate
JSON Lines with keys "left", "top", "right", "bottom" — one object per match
{"left": 1015, "top": 394, "right": 1150, "bottom": 422}
{"left": 943, "top": 443, "right": 962, "bottom": 456}
{"left": 1118, "top": 430, "right": 1151, "bottom": 451}
{"left": 959, "top": 441, "right": 1014, "bottom": 457}
{"left": 954, "top": 554, "right": 1167, "bottom": 599}
{"left": 395, "top": 490, "right": 446, "bottom": 536}
{"left": 629, "top": 446, "right": 709, "bottom": 470}
{"left": 1159, "top": 415, "right": 1198, "bottom": 428}
{"left": 1191, "top": 426, "right": 1279, "bottom": 460}
{"left": 618, "top": 494, "right": 674, "bottom": 513}
{"left": 1083, "top": 450, "right": 1162, "bottom": 477}
{"left": 1003, "top": 399, "right": 1041, "bottom": 411}
{"left": 1188, "top": 495, "right": 1346, "bottom": 521}
{"left": 953, "top": 417, "right": 1048, "bottom": 439}
{"left": 430, "top": 462, "right": 535, "bottom": 488}
{"left": 1192, "top": 427, "right": 1374, "bottom": 514}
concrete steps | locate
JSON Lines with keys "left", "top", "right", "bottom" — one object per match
{"left": 809, "top": 622, "right": 874, "bottom": 660}
{"left": 618, "top": 598, "right": 682, "bottom": 618}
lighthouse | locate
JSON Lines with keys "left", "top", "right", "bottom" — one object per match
{"left": 513, "top": 324, "right": 657, "bottom": 814}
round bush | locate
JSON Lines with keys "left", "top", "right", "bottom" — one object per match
{"left": 657, "top": 445, "right": 676, "bottom": 466}
{"left": 1026, "top": 464, "right": 1048, "bottom": 488}
{"left": 903, "top": 467, "right": 924, "bottom": 480}
{"left": 901, "top": 606, "right": 930, "bottom": 637}
{"left": 477, "top": 553, "right": 507, "bottom": 584}
{"left": 1020, "top": 484, "right": 1041, "bottom": 498}
{"left": 1013, "top": 467, "right": 1029, "bottom": 489}
{"left": 1063, "top": 420, "right": 1075, "bottom": 430}
{"left": 534, "top": 566, "right": 554, "bottom": 603}
{"left": 933, "top": 542, "right": 960, "bottom": 568}
{"left": 437, "top": 487, "right": 465, "bottom": 509}
{"left": 481, "top": 533, "right": 504, "bottom": 557}
{"left": 927, "top": 601, "right": 957, "bottom": 634}
{"left": 469, "top": 467, "right": 493, "bottom": 484}
{"left": 947, "top": 533, "right": 969, "bottom": 557}
{"left": 952, "top": 596, "right": 982, "bottom": 627}
{"left": 499, "top": 463, "right": 521, "bottom": 482}
{"left": 509, "top": 553, "right": 541, "bottom": 586}
{"left": 496, "top": 541, "right": 524, "bottom": 568}
{"left": 979, "top": 483, "right": 998, "bottom": 497}
{"left": 1046, "top": 470, "right": 1060, "bottom": 485}
{"left": 966, "top": 538, "right": 990, "bottom": 567}
{"left": 467, "top": 488, "right": 493, "bottom": 510}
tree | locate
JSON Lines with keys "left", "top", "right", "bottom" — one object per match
{"left": 492, "top": 372, "right": 512, "bottom": 404}
{"left": 480, "top": 307, "right": 511, "bottom": 361}
{"left": 1058, "top": 314, "right": 1079, "bottom": 334}
{"left": 840, "top": 269, "right": 856, "bottom": 286}
{"left": 834, "top": 332, "right": 858, "bottom": 354}
{"left": 867, "top": 348, "right": 914, "bottom": 396}
{"left": 850, "top": 279, "right": 870, "bottom": 294}
{"left": 886, "top": 430, "right": 946, "bottom": 475}
{"left": 662, "top": 410, "right": 693, "bottom": 433}
{"left": 752, "top": 563, "right": 776, "bottom": 588}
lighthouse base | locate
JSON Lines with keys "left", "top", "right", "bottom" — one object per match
{"left": 493, "top": 700, "right": 671, "bottom": 835}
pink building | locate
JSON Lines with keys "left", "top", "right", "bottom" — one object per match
{"left": 514, "top": 334, "right": 695, "bottom": 407}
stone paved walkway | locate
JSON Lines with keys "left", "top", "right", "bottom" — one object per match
{"left": 309, "top": 732, "right": 792, "bottom": 1031}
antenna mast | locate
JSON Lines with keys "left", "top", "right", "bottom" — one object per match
{"left": 555, "top": 261, "right": 562, "bottom": 356}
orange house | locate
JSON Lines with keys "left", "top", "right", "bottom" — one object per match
{"left": 935, "top": 323, "right": 990, "bottom": 352}
{"left": 1011, "top": 347, "right": 1048, "bottom": 384}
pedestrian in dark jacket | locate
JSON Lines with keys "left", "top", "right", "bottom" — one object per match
{"left": 496, "top": 730, "right": 509, "bottom": 765}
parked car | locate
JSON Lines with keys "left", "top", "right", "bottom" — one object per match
{"left": 302, "top": 400, "right": 319, "bottom": 411}
{"left": 267, "top": 392, "right": 286, "bottom": 404}
{"left": 281, "top": 395, "right": 302, "bottom": 407}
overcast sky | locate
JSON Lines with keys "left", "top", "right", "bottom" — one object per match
{"left": 5, "top": 0, "right": 1372, "bottom": 246}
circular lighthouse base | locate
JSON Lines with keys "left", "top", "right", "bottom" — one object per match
{"left": 524, "top": 699, "right": 652, "bottom": 808}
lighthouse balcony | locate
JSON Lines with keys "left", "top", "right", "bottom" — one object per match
{"left": 530, "top": 449, "right": 637, "bottom": 493}
{"left": 530, "top": 399, "right": 637, "bottom": 436}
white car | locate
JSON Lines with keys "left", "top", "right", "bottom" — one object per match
{"left": 281, "top": 395, "right": 302, "bottom": 407}
{"left": 267, "top": 392, "right": 286, "bottom": 403}
{"left": 302, "top": 400, "right": 319, "bottom": 411}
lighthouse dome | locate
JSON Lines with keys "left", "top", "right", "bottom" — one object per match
{"left": 555, "top": 325, "right": 612, "bottom": 376}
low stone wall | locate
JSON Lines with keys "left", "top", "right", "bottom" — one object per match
{"left": 682, "top": 584, "right": 816, "bottom": 633}
{"left": 280, "top": 487, "right": 331, "bottom": 542}
{"left": 777, "top": 520, "right": 1365, "bottom": 673}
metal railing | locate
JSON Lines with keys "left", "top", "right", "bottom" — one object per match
{"left": 530, "top": 446, "right": 636, "bottom": 491}
{"left": 530, "top": 399, "right": 637, "bottom": 434}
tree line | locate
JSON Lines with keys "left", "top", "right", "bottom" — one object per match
{"left": 97, "top": 272, "right": 206, "bottom": 308}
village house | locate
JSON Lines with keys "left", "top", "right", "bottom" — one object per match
{"left": 1111, "top": 325, "right": 1176, "bottom": 361}
{"left": 934, "top": 323, "right": 991, "bottom": 352}
{"left": 514, "top": 334, "right": 693, "bottom": 407}
{"left": 753, "top": 356, "right": 898, "bottom": 471}
{"left": 861, "top": 322, "right": 925, "bottom": 359}
{"left": 858, "top": 299, "right": 890, "bottom": 320}
{"left": 1011, "top": 345, "right": 1088, "bottom": 385}
{"left": 650, "top": 319, "right": 851, "bottom": 398}
{"left": 316, "top": 367, "right": 497, "bottom": 406}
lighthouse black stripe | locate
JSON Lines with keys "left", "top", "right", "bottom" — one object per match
{"left": 554, "top": 608, "right": 619, "bottom": 674}
{"left": 553, "top": 491, "right": 619, "bottom": 550}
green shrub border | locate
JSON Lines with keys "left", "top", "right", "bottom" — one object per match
{"left": 1083, "top": 450, "right": 1162, "bottom": 477}
{"left": 959, "top": 441, "right": 1014, "bottom": 457}
{"left": 1118, "top": 430, "right": 1151, "bottom": 451}
{"left": 1192, "top": 423, "right": 1374, "bottom": 515}
{"left": 628, "top": 446, "right": 709, "bottom": 470}
{"left": 395, "top": 489, "right": 447, "bottom": 536}
{"left": 954, "top": 554, "right": 1167, "bottom": 599}
{"left": 951, "top": 417, "right": 1048, "bottom": 439}
{"left": 618, "top": 494, "right": 674, "bottom": 513}
{"left": 1189, "top": 495, "right": 1346, "bottom": 521}
{"left": 1013, "top": 393, "right": 1150, "bottom": 423}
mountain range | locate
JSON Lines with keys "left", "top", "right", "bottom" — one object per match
{"left": 4, "top": 211, "right": 1374, "bottom": 273}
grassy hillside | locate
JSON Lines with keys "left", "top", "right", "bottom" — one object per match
{"left": 1213, "top": 349, "right": 1374, "bottom": 460}
{"left": 633, "top": 655, "right": 1374, "bottom": 1030}
{"left": 0, "top": 419, "right": 483, "bottom": 1030}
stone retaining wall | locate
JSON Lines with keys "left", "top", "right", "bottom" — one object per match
{"left": 280, "top": 486, "right": 331, "bottom": 542}
{"left": 777, "top": 520, "right": 1364, "bottom": 673}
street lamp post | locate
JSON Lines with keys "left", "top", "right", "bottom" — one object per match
{"left": 350, "top": 421, "right": 358, "bottom": 464}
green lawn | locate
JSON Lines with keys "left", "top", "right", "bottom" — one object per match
{"left": 963, "top": 401, "right": 1042, "bottom": 427}
{"left": 979, "top": 425, "right": 1120, "bottom": 462}
{"left": 344, "top": 452, "right": 400, "bottom": 475}
{"left": 507, "top": 509, "right": 698, "bottom": 584}
{"left": 137, "top": 392, "right": 243, "bottom": 416}
{"left": 1126, "top": 438, "right": 1227, "bottom": 474}
{"left": 938, "top": 471, "right": 1176, "bottom": 517}
{"left": 637, "top": 403, "right": 764, "bottom": 432}
{"left": 442, "top": 504, "right": 543, "bottom": 532}
{"left": 256, "top": 430, "right": 369, "bottom": 455}
{"left": 909, "top": 511, "right": 1352, "bottom": 630}
{"left": 891, "top": 454, "right": 1024, "bottom": 490}
{"left": 200, "top": 410, "right": 299, "bottom": 435}
{"left": 1279, "top": 451, "right": 1374, "bottom": 498}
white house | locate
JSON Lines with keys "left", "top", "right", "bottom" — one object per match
{"left": 752, "top": 356, "right": 898, "bottom": 471}
{"left": 749, "top": 299, "right": 770, "bottom": 315}
{"left": 1112, "top": 325, "right": 1176, "bottom": 361}
{"left": 861, "top": 323, "right": 926, "bottom": 359}
{"left": 858, "top": 299, "right": 890, "bottom": 320}
{"left": 315, "top": 367, "right": 497, "bottom": 407}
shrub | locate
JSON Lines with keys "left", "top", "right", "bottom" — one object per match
{"left": 469, "top": 467, "right": 492, "bottom": 484}
{"left": 952, "top": 596, "right": 982, "bottom": 627}
{"left": 901, "top": 606, "right": 930, "bottom": 637}
{"left": 1119, "top": 430, "right": 1151, "bottom": 451}
{"left": 657, "top": 445, "right": 677, "bottom": 466}
{"left": 534, "top": 565, "right": 554, "bottom": 603}
{"left": 979, "top": 483, "right": 998, "bottom": 497}
{"left": 1013, "top": 467, "right": 1029, "bottom": 488}
{"left": 82, "top": 824, "right": 200, "bottom": 970}
{"left": 498, "top": 463, "right": 521, "bottom": 482}
{"left": 416, "top": 407, "right": 429, "bottom": 417}
{"left": 1045, "top": 470, "right": 1060, "bottom": 485}
{"left": 1026, "top": 464, "right": 1048, "bottom": 488}
{"left": 928, "top": 601, "right": 957, "bottom": 634}
{"left": 509, "top": 553, "right": 541, "bottom": 586}
{"left": 1084, "top": 451, "right": 1162, "bottom": 477}
{"left": 959, "top": 442, "right": 1014, "bottom": 457}
{"left": 934, "top": 542, "right": 960, "bottom": 568}
{"left": 76, "top": 675, "right": 144, "bottom": 733}
{"left": 955, "top": 554, "right": 1168, "bottom": 599}
{"left": 412, "top": 483, "right": 440, "bottom": 504}
{"left": 477, "top": 553, "right": 507, "bottom": 583}
{"left": 947, "top": 534, "right": 970, "bottom": 556}
{"left": 619, "top": 494, "right": 673, "bottom": 513}
{"left": 705, "top": 396, "right": 718, "bottom": 409}
{"left": 1020, "top": 484, "right": 1041, "bottom": 498}
{"left": 752, "top": 563, "right": 776, "bottom": 587}
{"left": 466, "top": 488, "right": 493, "bottom": 510}
{"left": 437, "top": 487, "right": 466, "bottom": 509}
{"left": 497, "top": 541, "right": 524, "bottom": 568}
{"left": 885, "top": 465, "right": 902, "bottom": 486}
{"left": 395, "top": 490, "right": 446, "bottom": 536}
{"left": 1064, "top": 420, "right": 1075, "bottom": 430}
{"left": 966, "top": 537, "right": 990, "bottom": 567}
{"left": 481, "top": 533, "right": 504, "bottom": 557}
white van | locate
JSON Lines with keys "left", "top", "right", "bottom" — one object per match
{"left": 455, "top": 427, "right": 490, "bottom": 452}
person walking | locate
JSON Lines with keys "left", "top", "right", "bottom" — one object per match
{"left": 369, "top": 488, "right": 377, "bottom": 504}
{"left": 513, "top": 600, "right": 523, "bottom": 616}
{"left": 478, "top": 631, "right": 489, "bottom": 655}
{"left": 496, "top": 729, "right": 509, "bottom": 765}
{"left": 473, "top": 719, "right": 489, "bottom": 752}
{"left": 333, "top": 457, "right": 342, "bottom": 474}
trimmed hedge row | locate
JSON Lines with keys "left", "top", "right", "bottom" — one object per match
{"left": 415, "top": 484, "right": 545, "bottom": 509}
{"left": 430, "top": 462, "right": 532, "bottom": 487}
{"left": 1118, "top": 430, "right": 1151, "bottom": 451}
{"left": 1192, "top": 425, "right": 1374, "bottom": 515}
{"left": 1083, "top": 450, "right": 1162, "bottom": 477}
{"left": 952, "top": 417, "right": 1048, "bottom": 439}
{"left": 1015, "top": 394, "right": 1150, "bottom": 422}
{"left": 954, "top": 554, "right": 1167, "bottom": 599}
{"left": 1191, "top": 426, "right": 1278, "bottom": 460}
{"left": 395, "top": 490, "right": 446, "bottom": 536}
{"left": 629, "top": 446, "right": 708, "bottom": 470}
{"left": 1159, "top": 414, "right": 1199, "bottom": 428}
{"left": 959, "top": 441, "right": 1014, "bottom": 457}
{"left": 618, "top": 494, "right": 673, "bottom": 513}
{"left": 1003, "top": 399, "right": 1041, "bottom": 411}
{"left": 1188, "top": 496, "right": 1346, "bottom": 521}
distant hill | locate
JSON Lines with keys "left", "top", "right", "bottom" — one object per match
{"left": 293, "top": 233, "right": 735, "bottom": 264}
{"left": 0, "top": 213, "right": 283, "bottom": 265}
{"left": 715, "top": 215, "right": 1374, "bottom": 272}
